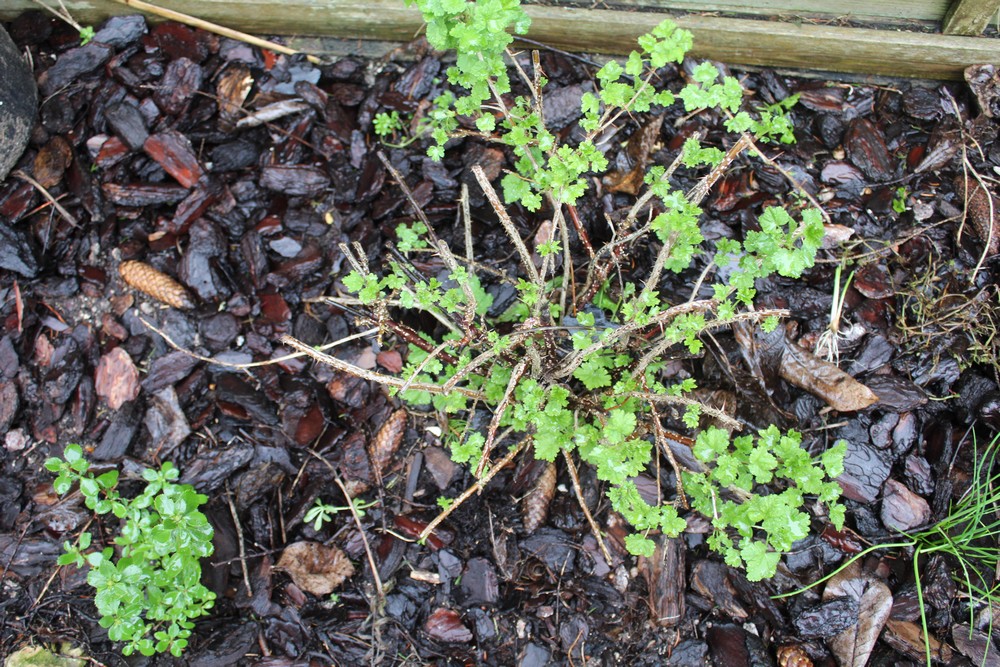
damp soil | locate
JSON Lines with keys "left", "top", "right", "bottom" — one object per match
{"left": 2, "top": 9, "right": 1000, "bottom": 667}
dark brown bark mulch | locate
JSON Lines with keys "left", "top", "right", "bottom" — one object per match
{"left": 1, "top": 9, "right": 999, "bottom": 666}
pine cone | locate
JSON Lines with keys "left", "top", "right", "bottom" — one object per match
{"left": 776, "top": 644, "right": 813, "bottom": 667}
{"left": 119, "top": 260, "right": 195, "bottom": 309}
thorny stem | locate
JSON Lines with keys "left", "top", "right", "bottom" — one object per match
{"left": 625, "top": 392, "right": 742, "bottom": 431}
{"left": 476, "top": 357, "right": 530, "bottom": 477}
{"left": 643, "top": 383, "right": 688, "bottom": 507}
{"left": 552, "top": 299, "right": 719, "bottom": 380}
{"left": 140, "top": 316, "right": 380, "bottom": 371}
{"left": 473, "top": 165, "right": 543, "bottom": 290}
{"left": 441, "top": 324, "right": 537, "bottom": 393}
{"left": 640, "top": 135, "right": 751, "bottom": 307}
{"left": 630, "top": 307, "right": 790, "bottom": 381}
{"left": 281, "top": 335, "right": 486, "bottom": 401}
{"left": 419, "top": 438, "right": 529, "bottom": 542}
{"left": 435, "top": 239, "right": 479, "bottom": 335}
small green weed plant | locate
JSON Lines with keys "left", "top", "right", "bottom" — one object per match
{"left": 45, "top": 445, "right": 215, "bottom": 657}
{"left": 321, "top": 0, "right": 848, "bottom": 581}
{"left": 304, "top": 496, "right": 376, "bottom": 531}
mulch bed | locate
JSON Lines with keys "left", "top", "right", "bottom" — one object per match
{"left": 1, "top": 9, "right": 999, "bottom": 666}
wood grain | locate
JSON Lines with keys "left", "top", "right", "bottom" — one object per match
{"left": 0, "top": 0, "right": 996, "bottom": 79}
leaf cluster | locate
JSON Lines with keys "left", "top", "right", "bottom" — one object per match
{"left": 334, "top": 2, "right": 843, "bottom": 583}
{"left": 45, "top": 445, "right": 215, "bottom": 657}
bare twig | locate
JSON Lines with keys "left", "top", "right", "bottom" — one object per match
{"left": 553, "top": 300, "right": 718, "bottom": 380}
{"left": 225, "top": 481, "right": 253, "bottom": 599}
{"left": 627, "top": 392, "right": 742, "bottom": 431}
{"left": 14, "top": 170, "right": 78, "bottom": 227}
{"left": 139, "top": 315, "right": 378, "bottom": 371}
{"left": 643, "top": 383, "right": 688, "bottom": 507}
{"left": 476, "top": 357, "right": 529, "bottom": 477}
{"left": 562, "top": 449, "right": 614, "bottom": 567}
{"left": 419, "top": 438, "right": 528, "bottom": 542}
{"left": 640, "top": 136, "right": 751, "bottom": 306}
{"left": 334, "top": 477, "right": 384, "bottom": 603}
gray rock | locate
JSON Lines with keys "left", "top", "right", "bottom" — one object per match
{"left": 0, "top": 25, "right": 37, "bottom": 182}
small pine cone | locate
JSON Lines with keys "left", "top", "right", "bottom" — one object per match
{"left": 118, "top": 260, "right": 195, "bottom": 309}
{"left": 522, "top": 462, "right": 557, "bottom": 533}
{"left": 369, "top": 409, "right": 407, "bottom": 481}
{"left": 776, "top": 644, "right": 813, "bottom": 667}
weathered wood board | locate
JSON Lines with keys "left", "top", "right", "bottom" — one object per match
{"left": 0, "top": 0, "right": 996, "bottom": 79}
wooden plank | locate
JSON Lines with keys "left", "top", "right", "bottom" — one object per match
{"left": 598, "top": 0, "right": 949, "bottom": 23}
{"left": 0, "top": 1, "right": 995, "bottom": 79}
{"left": 942, "top": 0, "right": 1000, "bottom": 34}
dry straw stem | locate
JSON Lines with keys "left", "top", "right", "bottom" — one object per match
{"left": 334, "top": 477, "right": 384, "bottom": 602}
{"left": 110, "top": 0, "right": 323, "bottom": 64}
{"left": 14, "top": 170, "right": 78, "bottom": 227}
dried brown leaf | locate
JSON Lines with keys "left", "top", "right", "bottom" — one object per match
{"left": 276, "top": 541, "right": 354, "bottom": 596}
{"left": 823, "top": 562, "right": 893, "bottom": 667}
{"left": 780, "top": 341, "right": 879, "bottom": 412}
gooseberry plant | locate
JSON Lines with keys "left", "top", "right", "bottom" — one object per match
{"left": 296, "top": 0, "right": 847, "bottom": 581}
{"left": 45, "top": 445, "right": 215, "bottom": 657}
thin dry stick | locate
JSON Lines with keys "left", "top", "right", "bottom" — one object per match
{"left": 139, "top": 315, "right": 378, "bottom": 370}
{"left": 561, "top": 449, "right": 614, "bottom": 567}
{"left": 225, "top": 481, "right": 253, "bottom": 598}
{"left": 29, "top": 0, "right": 87, "bottom": 33}
{"left": 281, "top": 335, "right": 487, "bottom": 401}
{"left": 33, "top": 517, "right": 95, "bottom": 608}
{"left": 419, "top": 438, "right": 529, "bottom": 542}
{"left": 377, "top": 151, "right": 443, "bottom": 246}
{"left": 435, "top": 239, "right": 477, "bottom": 332}
{"left": 14, "top": 170, "right": 78, "bottom": 227}
{"left": 397, "top": 337, "right": 457, "bottom": 395}
{"left": 111, "top": 0, "right": 322, "bottom": 64}
{"left": 334, "top": 477, "right": 384, "bottom": 602}
{"left": 472, "top": 165, "right": 542, "bottom": 289}
{"left": 741, "top": 133, "right": 831, "bottom": 225}
{"left": 441, "top": 327, "right": 535, "bottom": 392}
